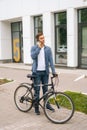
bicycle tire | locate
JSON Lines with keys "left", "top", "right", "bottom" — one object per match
{"left": 44, "top": 92, "right": 74, "bottom": 124}
{"left": 14, "top": 84, "right": 33, "bottom": 112}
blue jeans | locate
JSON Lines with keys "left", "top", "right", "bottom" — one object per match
{"left": 33, "top": 71, "right": 49, "bottom": 103}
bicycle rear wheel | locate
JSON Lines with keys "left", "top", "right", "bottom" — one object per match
{"left": 14, "top": 85, "right": 33, "bottom": 112}
{"left": 44, "top": 92, "right": 74, "bottom": 124}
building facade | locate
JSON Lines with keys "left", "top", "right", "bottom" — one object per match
{"left": 0, "top": 0, "right": 87, "bottom": 69}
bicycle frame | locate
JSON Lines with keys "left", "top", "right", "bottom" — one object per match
{"left": 37, "top": 84, "right": 54, "bottom": 109}
{"left": 20, "top": 75, "right": 58, "bottom": 109}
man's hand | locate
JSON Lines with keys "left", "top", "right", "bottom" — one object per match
{"left": 37, "top": 42, "right": 44, "bottom": 48}
{"left": 53, "top": 73, "right": 58, "bottom": 77}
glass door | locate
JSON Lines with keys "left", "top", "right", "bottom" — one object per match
{"left": 11, "top": 22, "right": 23, "bottom": 62}
{"left": 80, "top": 25, "right": 87, "bottom": 67}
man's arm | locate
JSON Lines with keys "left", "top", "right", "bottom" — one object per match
{"left": 31, "top": 46, "right": 41, "bottom": 60}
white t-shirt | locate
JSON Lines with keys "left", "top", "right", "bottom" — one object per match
{"left": 37, "top": 47, "right": 45, "bottom": 71}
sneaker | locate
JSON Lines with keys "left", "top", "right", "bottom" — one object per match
{"left": 35, "top": 110, "right": 40, "bottom": 115}
{"left": 35, "top": 106, "right": 40, "bottom": 115}
{"left": 46, "top": 103, "right": 55, "bottom": 112}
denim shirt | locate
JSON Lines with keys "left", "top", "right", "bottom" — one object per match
{"left": 31, "top": 45, "right": 56, "bottom": 74}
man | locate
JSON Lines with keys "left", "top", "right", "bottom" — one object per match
{"left": 31, "top": 33, "right": 57, "bottom": 115}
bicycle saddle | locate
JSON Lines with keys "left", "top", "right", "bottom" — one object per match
{"left": 27, "top": 74, "right": 36, "bottom": 80}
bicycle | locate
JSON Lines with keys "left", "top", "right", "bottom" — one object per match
{"left": 14, "top": 74, "right": 74, "bottom": 124}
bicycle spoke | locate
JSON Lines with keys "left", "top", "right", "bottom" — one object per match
{"left": 44, "top": 92, "right": 74, "bottom": 124}
{"left": 14, "top": 85, "right": 33, "bottom": 112}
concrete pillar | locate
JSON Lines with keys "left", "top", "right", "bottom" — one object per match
{"left": 43, "top": 12, "right": 55, "bottom": 61}
{"left": 67, "top": 8, "right": 78, "bottom": 67}
{"left": 22, "top": 16, "right": 34, "bottom": 64}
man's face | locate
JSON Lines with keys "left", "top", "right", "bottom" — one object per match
{"left": 38, "top": 35, "right": 45, "bottom": 44}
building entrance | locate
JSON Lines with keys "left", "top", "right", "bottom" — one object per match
{"left": 11, "top": 22, "right": 23, "bottom": 62}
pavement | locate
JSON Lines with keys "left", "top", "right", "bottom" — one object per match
{"left": 0, "top": 63, "right": 87, "bottom": 130}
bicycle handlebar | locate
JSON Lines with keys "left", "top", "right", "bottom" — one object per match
{"left": 51, "top": 74, "right": 58, "bottom": 79}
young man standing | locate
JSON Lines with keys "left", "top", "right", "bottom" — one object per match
{"left": 31, "top": 33, "right": 57, "bottom": 115}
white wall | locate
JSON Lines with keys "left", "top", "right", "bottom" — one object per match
{"left": 0, "top": 0, "right": 87, "bottom": 21}
{"left": 0, "top": 0, "right": 59, "bottom": 20}
{"left": 57, "top": 0, "right": 87, "bottom": 10}
{"left": 0, "top": 0, "right": 87, "bottom": 67}
{"left": 0, "top": 0, "right": 22, "bottom": 20}
{"left": 0, "top": 21, "right": 12, "bottom": 60}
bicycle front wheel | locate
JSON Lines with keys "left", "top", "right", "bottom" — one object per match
{"left": 14, "top": 85, "right": 33, "bottom": 112}
{"left": 44, "top": 92, "right": 74, "bottom": 124}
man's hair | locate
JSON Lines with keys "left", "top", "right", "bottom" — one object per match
{"left": 36, "top": 32, "right": 43, "bottom": 41}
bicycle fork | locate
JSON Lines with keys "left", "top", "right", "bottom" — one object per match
{"left": 53, "top": 93, "right": 60, "bottom": 109}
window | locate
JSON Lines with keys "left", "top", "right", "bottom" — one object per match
{"left": 78, "top": 9, "right": 87, "bottom": 68}
{"left": 34, "top": 16, "right": 43, "bottom": 44}
{"left": 78, "top": 8, "right": 87, "bottom": 23}
{"left": 54, "top": 12, "right": 67, "bottom": 65}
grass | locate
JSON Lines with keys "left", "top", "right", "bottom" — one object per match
{"left": 0, "top": 78, "right": 13, "bottom": 85}
{"left": 65, "top": 91, "right": 87, "bottom": 114}
{"left": 49, "top": 91, "right": 87, "bottom": 114}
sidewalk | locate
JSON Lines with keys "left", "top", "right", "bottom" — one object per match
{"left": 0, "top": 63, "right": 87, "bottom": 75}
{"left": 0, "top": 63, "right": 87, "bottom": 130}
{"left": 0, "top": 63, "right": 87, "bottom": 94}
